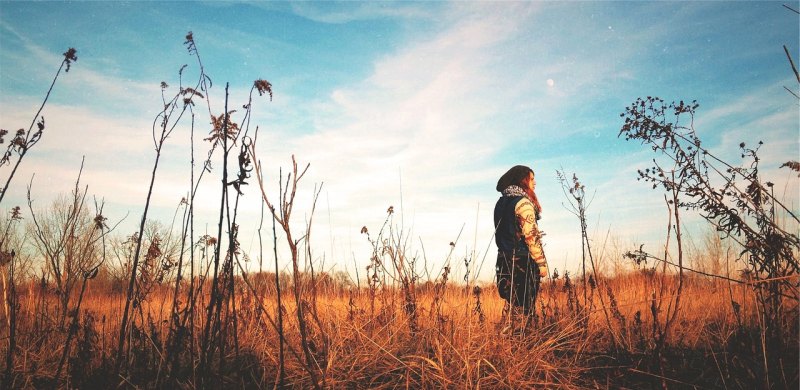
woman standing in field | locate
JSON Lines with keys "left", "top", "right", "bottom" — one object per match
{"left": 494, "top": 165, "right": 548, "bottom": 316}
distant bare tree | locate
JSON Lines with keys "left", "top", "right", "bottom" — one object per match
{"left": 26, "top": 173, "right": 105, "bottom": 328}
{"left": 108, "top": 220, "right": 182, "bottom": 294}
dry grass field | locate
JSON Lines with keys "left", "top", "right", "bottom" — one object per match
{"left": 2, "top": 263, "right": 797, "bottom": 389}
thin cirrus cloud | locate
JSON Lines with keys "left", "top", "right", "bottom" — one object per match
{"left": 287, "top": 1, "right": 436, "bottom": 24}
{"left": 0, "top": 2, "right": 796, "bottom": 282}
{"left": 200, "top": 4, "right": 544, "bottom": 280}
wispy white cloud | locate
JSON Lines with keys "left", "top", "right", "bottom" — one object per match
{"left": 0, "top": 1, "right": 796, "bottom": 283}
{"left": 248, "top": 4, "right": 547, "bottom": 274}
{"left": 288, "top": 1, "right": 435, "bottom": 24}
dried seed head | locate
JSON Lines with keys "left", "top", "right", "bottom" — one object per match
{"left": 10, "top": 206, "right": 22, "bottom": 221}
{"left": 93, "top": 213, "right": 107, "bottom": 230}
{"left": 62, "top": 47, "right": 78, "bottom": 72}
{"left": 254, "top": 79, "right": 273, "bottom": 101}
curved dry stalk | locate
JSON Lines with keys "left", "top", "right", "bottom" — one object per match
{"left": 0, "top": 48, "right": 77, "bottom": 206}
{"left": 250, "top": 134, "right": 321, "bottom": 389}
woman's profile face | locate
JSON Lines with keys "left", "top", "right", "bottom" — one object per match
{"left": 526, "top": 172, "right": 536, "bottom": 192}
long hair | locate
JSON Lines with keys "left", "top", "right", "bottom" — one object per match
{"left": 496, "top": 165, "right": 543, "bottom": 216}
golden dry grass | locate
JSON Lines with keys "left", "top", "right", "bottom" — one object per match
{"left": 3, "top": 269, "right": 797, "bottom": 389}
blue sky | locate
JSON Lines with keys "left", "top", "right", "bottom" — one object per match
{"left": 1, "top": 1, "right": 798, "bottom": 282}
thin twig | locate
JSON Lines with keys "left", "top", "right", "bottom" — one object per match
{"left": 784, "top": 45, "right": 800, "bottom": 83}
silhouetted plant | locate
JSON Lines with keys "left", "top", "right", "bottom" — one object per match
{"left": 0, "top": 46, "right": 79, "bottom": 381}
{"left": 620, "top": 96, "right": 800, "bottom": 387}
{"left": 199, "top": 77, "right": 270, "bottom": 384}
{"left": 253, "top": 149, "right": 324, "bottom": 390}
{"left": 472, "top": 285, "right": 485, "bottom": 324}
{"left": 1, "top": 206, "right": 23, "bottom": 385}
{"left": 620, "top": 98, "right": 798, "bottom": 287}
{"left": 362, "top": 206, "right": 422, "bottom": 333}
{"left": 781, "top": 4, "right": 799, "bottom": 99}
{"left": 557, "top": 171, "right": 617, "bottom": 343}
{"left": 116, "top": 31, "right": 221, "bottom": 378}
{"left": 0, "top": 48, "right": 77, "bottom": 206}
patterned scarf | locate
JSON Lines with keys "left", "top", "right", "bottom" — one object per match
{"left": 502, "top": 185, "right": 541, "bottom": 219}
{"left": 501, "top": 185, "right": 529, "bottom": 200}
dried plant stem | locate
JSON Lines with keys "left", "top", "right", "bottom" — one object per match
{"left": 784, "top": 45, "right": 800, "bottom": 84}
{"left": 231, "top": 251, "right": 308, "bottom": 374}
{"left": 54, "top": 197, "right": 106, "bottom": 385}
{"left": 200, "top": 85, "right": 231, "bottom": 381}
{"left": 557, "top": 171, "right": 617, "bottom": 346}
{"left": 1, "top": 207, "right": 20, "bottom": 387}
{"left": 0, "top": 49, "right": 75, "bottom": 206}
{"left": 115, "top": 78, "right": 189, "bottom": 376}
{"left": 270, "top": 198, "right": 286, "bottom": 386}
{"left": 2, "top": 245, "right": 16, "bottom": 386}
{"left": 252, "top": 141, "right": 322, "bottom": 389}
{"left": 53, "top": 272, "right": 90, "bottom": 382}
